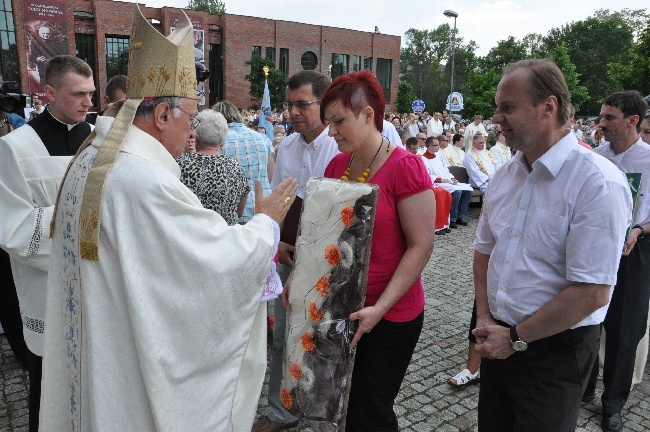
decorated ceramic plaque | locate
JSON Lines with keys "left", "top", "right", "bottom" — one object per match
{"left": 281, "top": 178, "right": 378, "bottom": 431}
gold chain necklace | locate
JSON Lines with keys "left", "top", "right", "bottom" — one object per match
{"left": 341, "top": 137, "right": 385, "bottom": 183}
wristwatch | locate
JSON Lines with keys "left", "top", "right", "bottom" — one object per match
{"left": 510, "top": 325, "right": 528, "bottom": 352}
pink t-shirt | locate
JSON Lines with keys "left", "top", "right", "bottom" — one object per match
{"left": 324, "top": 147, "right": 433, "bottom": 322}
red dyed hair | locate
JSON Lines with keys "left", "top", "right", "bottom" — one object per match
{"left": 320, "top": 70, "right": 385, "bottom": 132}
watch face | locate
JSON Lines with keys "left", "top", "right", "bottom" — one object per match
{"left": 512, "top": 340, "right": 528, "bottom": 352}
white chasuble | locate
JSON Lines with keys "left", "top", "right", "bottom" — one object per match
{"left": 281, "top": 178, "right": 378, "bottom": 431}
{"left": 41, "top": 117, "right": 276, "bottom": 432}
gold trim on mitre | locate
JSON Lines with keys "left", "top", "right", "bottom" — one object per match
{"left": 71, "top": 5, "right": 196, "bottom": 261}
{"left": 127, "top": 5, "right": 197, "bottom": 100}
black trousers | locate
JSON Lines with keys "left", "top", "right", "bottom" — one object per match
{"left": 27, "top": 350, "right": 42, "bottom": 432}
{"left": 345, "top": 311, "right": 424, "bottom": 432}
{"left": 585, "top": 235, "right": 650, "bottom": 416}
{"left": 0, "top": 249, "right": 29, "bottom": 369}
{"left": 478, "top": 324, "right": 600, "bottom": 432}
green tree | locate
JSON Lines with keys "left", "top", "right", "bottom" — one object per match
{"left": 399, "top": 25, "right": 476, "bottom": 111}
{"left": 244, "top": 55, "right": 286, "bottom": 109}
{"left": 462, "top": 68, "right": 499, "bottom": 119}
{"left": 542, "top": 11, "right": 635, "bottom": 114}
{"left": 548, "top": 43, "right": 589, "bottom": 111}
{"left": 187, "top": 0, "right": 226, "bottom": 15}
{"left": 609, "top": 17, "right": 650, "bottom": 96}
{"left": 521, "top": 33, "right": 546, "bottom": 58}
{"left": 479, "top": 37, "right": 527, "bottom": 73}
{"left": 395, "top": 81, "right": 417, "bottom": 114}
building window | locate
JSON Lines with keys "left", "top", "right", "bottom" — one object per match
{"left": 75, "top": 33, "right": 97, "bottom": 107}
{"left": 300, "top": 51, "right": 317, "bottom": 71}
{"left": 353, "top": 55, "right": 361, "bottom": 72}
{"left": 105, "top": 36, "right": 129, "bottom": 79}
{"left": 73, "top": 11, "right": 94, "bottom": 21}
{"left": 265, "top": 47, "right": 275, "bottom": 64}
{"left": 363, "top": 57, "right": 372, "bottom": 71}
{"left": 0, "top": 1, "right": 19, "bottom": 83}
{"left": 376, "top": 58, "right": 392, "bottom": 102}
{"left": 252, "top": 46, "right": 261, "bottom": 58}
{"left": 279, "top": 48, "right": 289, "bottom": 76}
{"left": 331, "top": 53, "right": 349, "bottom": 80}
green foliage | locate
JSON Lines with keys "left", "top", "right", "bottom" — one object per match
{"left": 244, "top": 55, "right": 286, "bottom": 109}
{"left": 186, "top": 0, "right": 226, "bottom": 16}
{"left": 609, "top": 17, "right": 650, "bottom": 96}
{"left": 479, "top": 37, "right": 527, "bottom": 73}
{"left": 548, "top": 43, "right": 589, "bottom": 111}
{"left": 399, "top": 25, "right": 477, "bottom": 112}
{"left": 462, "top": 68, "right": 499, "bottom": 119}
{"left": 395, "top": 81, "right": 417, "bottom": 114}
{"left": 541, "top": 11, "right": 635, "bottom": 114}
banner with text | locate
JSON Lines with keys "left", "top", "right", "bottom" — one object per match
{"left": 22, "top": 0, "right": 69, "bottom": 103}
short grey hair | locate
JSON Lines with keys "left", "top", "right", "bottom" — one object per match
{"left": 195, "top": 109, "right": 228, "bottom": 149}
{"left": 135, "top": 97, "right": 181, "bottom": 120}
{"left": 211, "top": 100, "right": 244, "bottom": 124}
{"left": 472, "top": 132, "right": 484, "bottom": 142}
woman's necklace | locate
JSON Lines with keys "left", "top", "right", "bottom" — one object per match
{"left": 341, "top": 137, "right": 385, "bottom": 183}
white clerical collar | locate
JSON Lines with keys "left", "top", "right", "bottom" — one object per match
{"left": 47, "top": 108, "right": 79, "bottom": 131}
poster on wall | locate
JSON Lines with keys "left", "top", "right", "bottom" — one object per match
{"left": 22, "top": 0, "right": 70, "bottom": 103}
{"left": 169, "top": 12, "right": 204, "bottom": 62}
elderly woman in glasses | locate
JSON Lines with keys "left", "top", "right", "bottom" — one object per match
{"left": 175, "top": 110, "right": 249, "bottom": 226}
{"left": 321, "top": 70, "right": 436, "bottom": 431}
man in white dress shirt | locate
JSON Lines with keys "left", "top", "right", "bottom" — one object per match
{"left": 472, "top": 59, "right": 631, "bottom": 431}
{"left": 254, "top": 70, "right": 339, "bottom": 432}
{"left": 464, "top": 133, "right": 496, "bottom": 191}
{"left": 488, "top": 130, "right": 512, "bottom": 169}
{"left": 585, "top": 90, "right": 650, "bottom": 432}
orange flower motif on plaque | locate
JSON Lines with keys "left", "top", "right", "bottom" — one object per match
{"left": 315, "top": 277, "right": 330, "bottom": 297}
{"left": 324, "top": 244, "right": 340, "bottom": 266}
{"left": 301, "top": 332, "right": 316, "bottom": 352}
{"left": 280, "top": 389, "right": 293, "bottom": 410}
{"left": 341, "top": 206, "right": 354, "bottom": 227}
{"left": 308, "top": 302, "right": 324, "bottom": 322}
{"left": 289, "top": 362, "right": 303, "bottom": 380}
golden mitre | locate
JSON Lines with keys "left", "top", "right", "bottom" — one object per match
{"left": 127, "top": 4, "right": 197, "bottom": 99}
{"left": 63, "top": 4, "right": 198, "bottom": 261}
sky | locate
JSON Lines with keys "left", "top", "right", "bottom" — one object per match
{"left": 126, "top": 0, "right": 647, "bottom": 56}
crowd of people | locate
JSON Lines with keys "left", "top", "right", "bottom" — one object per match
{"left": 0, "top": 7, "right": 648, "bottom": 432}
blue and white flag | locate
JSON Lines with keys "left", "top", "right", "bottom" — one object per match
{"left": 259, "top": 80, "right": 274, "bottom": 140}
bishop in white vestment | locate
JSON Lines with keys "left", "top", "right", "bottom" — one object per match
{"left": 40, "top": 7, "right": 297, "bottom": 432}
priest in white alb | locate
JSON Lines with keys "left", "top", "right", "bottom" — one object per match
{"left": 39, "top": 6, "right": 298, "bottom": 432}
{"left": 464, "top": 132, "right": 496, "bottom": 191}
{"left": 421, "top": 136, "right": 474, "bottom": 228}
{"left": 489, "top": 129, "right": 512, "bottom": 169}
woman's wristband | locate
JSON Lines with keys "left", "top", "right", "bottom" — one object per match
{"left": 632, "top": 224, "right": 646, "bottom": 239}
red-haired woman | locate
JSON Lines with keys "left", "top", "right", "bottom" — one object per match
{"left": 321, "top": 70, "right": 436, "bottom": 431}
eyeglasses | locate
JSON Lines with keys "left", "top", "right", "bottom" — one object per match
{"left": 283, "top": 100, "right": 320, "bottom": 110}
{"left": 429, "top": 144, "right": 440, "bottom": 147}
{"left": 175, "top": 106, "right": 201, "bottom": 129}
{"left": 417, "top": 137, "right": 426, "bottom": 141}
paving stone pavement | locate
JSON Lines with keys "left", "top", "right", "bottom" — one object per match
{"left": 1, "top": 206, "right": 649, "bottom": 431}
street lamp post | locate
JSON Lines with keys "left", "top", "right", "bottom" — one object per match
{"left": 443, "top": 9, "right": 458, "bottom": 111}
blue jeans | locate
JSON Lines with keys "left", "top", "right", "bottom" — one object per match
{"left": 450, "top": 189, "right": 472, "bottom": 222}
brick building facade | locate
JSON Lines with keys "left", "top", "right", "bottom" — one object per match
{"left": 0, "top": 0, "right": 400, "bottom": 111}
